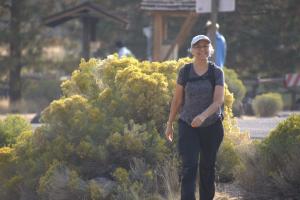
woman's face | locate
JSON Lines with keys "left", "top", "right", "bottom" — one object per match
{"left": 191, "top": 40, "right": 210, "bottom": 60}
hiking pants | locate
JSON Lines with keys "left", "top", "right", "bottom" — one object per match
{"left": 178, "top": 119, "right": 224, "bottom": 200}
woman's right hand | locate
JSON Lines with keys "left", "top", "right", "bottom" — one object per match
{"left": 165, "top": 123, "right": 174, "bottom": 142}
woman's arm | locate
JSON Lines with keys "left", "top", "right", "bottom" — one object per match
{"left": 191, "top": 85, "right": 224, "bottom": 128}
{"left": 167, "top": 84, "right": 184, "bottom": 124}
{"left": 165, "top": 84, "right": 184, "bottom": 141}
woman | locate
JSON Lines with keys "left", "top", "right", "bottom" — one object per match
{"left": 165, "top": 35, "right": 224, "bottom": 200}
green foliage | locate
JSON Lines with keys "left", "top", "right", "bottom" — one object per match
{"left": 262, "top": 115, "right": 300, "bottom": 169}
{"left": 38, "top": 161, "right": 88, "bottom": 200}
{"left": 237, "top": 115, "right": 300, "bottom": 199}
{"left": 106, "top": 120, "right": 169, "bottom": 168}
{"left": 221, "top": 0, "right": 300, "bottom": 77}
{"left": 0, "top": 56, "right": 245, "bottom": 198}
{"left": 88, "top": 180, "right": 104, "bottom": 200}
{"left": 224, "top": 68, "right": 246, "bottom": 102}
{"left": 216, "top": 84, "right": 250, "bottom": 182}
{"left": 61, "top": 58, "right": 101, "bottom": 99}
{"left": 112, "top": 167, "right": 137, "bottom": 200}
{"left": 112, "top": 161, "right": 162, "bottom": 200}
{"left": 252, "top": 92, "right": 283, "bottom": 117}
{"left": 0, "top": 115, "right": 32, "bottom": 146}
{"left": 223, "top": 67, "right": 246, "bottom": 116}
{"left": 216, "top": 138, "right": 240, "bottom": 182}
{"left": 113, "top": 167, "right": 129, "bottom": 184}
{"left": 106, "top": 132, "right": 144, "bottom": 167}
{"left": 91, "top": 55, "right": 189, "bottom": 127}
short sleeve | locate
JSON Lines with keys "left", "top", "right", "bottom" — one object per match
{"left": 177, "top": 66, "right": 185, "bottom": 86}
{"left": 214, "top": 67, "right": 224, "bottom": 86}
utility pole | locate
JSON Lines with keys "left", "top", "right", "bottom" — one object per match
{"left": 209, "top": 0, "right": 219, "bottom": 62}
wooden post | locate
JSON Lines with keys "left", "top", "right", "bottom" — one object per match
{"left": 82, "top": 16, "right": 91, "bottom": 60}
{"left": 152, "top": 13, "right": 164, "bottom": 61}
{"left": 209, "top": 0, "right": 219, "bottom": 62}
{"left": 164, "top": 12, "right": 198, "bottom": 60}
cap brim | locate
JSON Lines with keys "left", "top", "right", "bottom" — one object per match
{"left": 192, "top": 39, "right": 210, "bottom": 46}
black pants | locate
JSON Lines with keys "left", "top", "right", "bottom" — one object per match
{"left": 178, "top": 119, "right": 224, "bottom": 200}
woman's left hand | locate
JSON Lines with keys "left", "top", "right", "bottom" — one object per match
{"left": 191, "top": 114, "right": 206, "bottom": 128}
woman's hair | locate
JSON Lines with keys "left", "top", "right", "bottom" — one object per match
{"left": 208, "top": 43, "right": 214, "bottom": 57}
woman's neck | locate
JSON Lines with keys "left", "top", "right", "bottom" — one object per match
{"left": 193, "top": 59, "right": 208, "bottom": 70}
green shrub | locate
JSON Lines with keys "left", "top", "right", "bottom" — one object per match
{"left": 0, "top": 56, "right": 247, "bottom": 198}
{"left": 216, "top": 138, "right": 240, "bottom": 182}
{"left": 252, "top": 92, "right": 283, "bottom": 117}
{"left": 223, "top": 67, "right": 246, "bottom": 116}
{"left": 237, "top": 115, "right": 300, "bottom": 199}
{"left": 224, "top": 68, "right": 246, "bottom": 102}
{"left": 0, "top": 115, "right": 32, "bottom": 146}
{"left": 38, "top": 161, "right": 87, "bottom": 200}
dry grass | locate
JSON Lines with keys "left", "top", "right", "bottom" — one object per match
{"left": 167, "top": 191, "right": 241, "bottom": 200}
{"left": 0, "top": 98, "right": 47, "bottom": 114}
{"left": 215, "top": 192, "right": 241, "bottom": 200}
{"left": 0, "top": 98, "right": 9, "bottom": 113}
{"left": 157, "top": 158, "right": 244, "bottom": 200}
{"left": 0, "top": 98, "right": 36, "bottom": 122}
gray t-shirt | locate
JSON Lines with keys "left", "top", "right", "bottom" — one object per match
{"left": 177, "top": 63, "right": 224, "bottom": 127}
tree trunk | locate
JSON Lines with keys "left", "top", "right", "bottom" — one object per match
{"left": 9, "top": 0, "right": 22, "bottom": 111}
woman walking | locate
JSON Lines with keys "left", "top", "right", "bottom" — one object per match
{"left": 165, "top": 35, "right": 224, "bottom": 200}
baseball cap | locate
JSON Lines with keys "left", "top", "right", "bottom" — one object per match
{"left": 190, "top": 35, "right": 211, "bottom": 48}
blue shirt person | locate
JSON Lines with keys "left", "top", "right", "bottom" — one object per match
{"left": 215, "top": 31, "right": 227, "bottom": 67}
{"left": 206, "top": 21, "right": 227, "bottom": 68}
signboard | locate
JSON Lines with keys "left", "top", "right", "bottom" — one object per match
{"left": 285, "top": 73, "right": 300, "bottom": 87}
{"left": 196, "top": 0, "right": 235, "bottom": 13}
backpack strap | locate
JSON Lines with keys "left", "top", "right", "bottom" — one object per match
{"left": 182, "top": 63, "right": 192, "bottom": 88}
{"left": 184, "top": 62, "right": 216, "bottom": 88}
{"left": 207, "top": 61, "right": 216, "bottom": 92}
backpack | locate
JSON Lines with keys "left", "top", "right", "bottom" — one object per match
{"left": 181, "top": 62, "right": 224, "bottom": 120}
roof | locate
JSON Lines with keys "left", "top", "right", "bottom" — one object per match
{"left": 44, "top": 1, "right": 127, "bottom": 27}
{"left": 141, "top": 0, "right": 196, "bottom": 11}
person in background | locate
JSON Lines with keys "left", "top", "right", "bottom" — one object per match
{"left": 206, "top": 20, "right": 227, "bottom": 68}
{"left": 115, "top": 40, "right": 134, "bottom": 57}
{"left": 165, "top": 35, "right": 224, "bottom": 200}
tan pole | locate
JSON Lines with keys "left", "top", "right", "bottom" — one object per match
{"left": 210, "top": 0, "right": 219, "bottom": 62}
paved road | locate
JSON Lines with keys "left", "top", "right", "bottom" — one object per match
{"left": 237, "top": 111, "right": 300, "bottom": 139}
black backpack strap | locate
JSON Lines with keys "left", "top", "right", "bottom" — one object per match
{"left": 182, "top": 63, "right": 192, "bottom": 87}
{"left": 207, "top": 62, "right": 216, "bottom": 92}
{"left": 183, "top": 62, "right": 216, "bottom": 87}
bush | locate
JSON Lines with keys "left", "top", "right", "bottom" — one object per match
{"left": 252, "top": 92, "right": 283, "bottom": 117}
{"left": 0, "top": 56, "right": 247, "bottom": 198}
{"left": 38, "top": 161, "right": 88, "bottom": 200}
{"left": 223, "top": 67, "right": 246, "bottom": 116}
{"left": 237, "top": 115, "right": 300, "bottom": 199}
{"left": 216, "top": 138, "right": 240, "bottom": 182}
{"left": 0, "top": 115, "right": 32, "bottom": 147}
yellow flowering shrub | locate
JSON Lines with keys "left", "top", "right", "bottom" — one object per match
{"left": 0, "top": 115, "right": 32, "bottom": 146}
{"left": 0, "top": 55, "right": 248, "bottom": 198}
{"left": 42, "top": 95, "right": 104, "bottom": 139}
{"left": 0, "top": 147, "right": 13, "bottom": 162}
